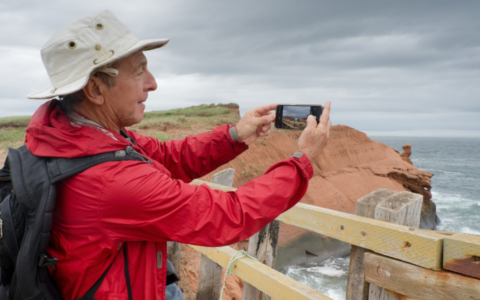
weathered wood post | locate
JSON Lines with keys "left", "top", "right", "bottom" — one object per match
{"left": 346, "top": 188, "right": 423, "bottom": 300}
{"left": 196, "top": 168, "right": 235, "bottom": 300}
{"left": 368, "top": 191, "right": 422, "bottom": 300}
{"left": 167, "top": 242, "right": 182, "bottom": 272}
{"left": 241, "top": 220, "right": 280, "bottom": 300}
{"left": 346, "top": 188, "right": 397, "bottom": 300}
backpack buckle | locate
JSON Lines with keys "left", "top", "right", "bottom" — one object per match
{"left": 38, "top": 254, "right": 58, "bottom": 269}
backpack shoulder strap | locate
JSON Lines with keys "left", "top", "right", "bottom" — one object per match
{"left": 0, "top": 155, "right": 10, "bottom": 181}
{"left": 47, "top": 145, "right": 149, "bottom": 184}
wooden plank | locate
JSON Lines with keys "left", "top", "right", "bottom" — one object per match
{"left": 364, "top": 252, "right": 480, "bottom": 300}
{"left": 347, "top": 188, "right": 397, "bottom": 300}
{"left": 189, "top": 245, "right": 332, "bottom": 300}
{"left": 190, "top": 180, "right": 445, "bottom": 269}
{"left": 191, "top": 179, "right": 237, "bottom": 192}
{"left": 211, "top": 168, "right": 235, "bottom": 187}
{"left": 196, "top": 169, "right": 235, "bottom": 300}
{"left": 277, "top": 202, "right": 444, "bottom": 270}
{"left": 443, "top": 233, "right": 480, "bottom": 279}
{"left": 369, "top": 288, "right": 414, "bottom": 300}
{"left": 282, "top": 120, "right": 296, "bottom": 129}
{"left": 242, "top": 220, "right": 280, "bottom": 300}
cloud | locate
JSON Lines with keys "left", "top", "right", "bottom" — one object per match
{"left": 1, "top": 0, "right": 479, "bottom": 136}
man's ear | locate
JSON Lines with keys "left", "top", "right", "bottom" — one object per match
{"left": 83, "top": 76, "right": 106, "bottom": 105}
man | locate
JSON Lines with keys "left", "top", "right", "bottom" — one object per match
{"left": 26, "top": 10, "right": 331, "bottom": 300}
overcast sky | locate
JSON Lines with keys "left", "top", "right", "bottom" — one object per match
{"left": 1, "top": 1, "right": 479, "bottom": 137}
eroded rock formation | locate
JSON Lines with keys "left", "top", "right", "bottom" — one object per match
{"left": 400, "top": 144, "right": 413, "bottom": 165}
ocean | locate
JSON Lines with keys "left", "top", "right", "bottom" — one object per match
{"left": 284, "top": 136, "right": 480, "bottom": 299}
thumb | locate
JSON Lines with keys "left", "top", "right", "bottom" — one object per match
{"left": 306, "top": 115, "right": 317, "bottom": 129}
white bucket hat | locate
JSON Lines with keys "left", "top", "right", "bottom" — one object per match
{"left": 27, "top": 10, "right": 169, "bottom": 99}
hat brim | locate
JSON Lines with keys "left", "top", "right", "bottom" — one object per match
{"left": 27, "top": 38, "right": 169, "bottom": 100}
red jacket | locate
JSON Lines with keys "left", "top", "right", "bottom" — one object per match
{"left": 25, "top": 100, "right": 313, "bottom": 300}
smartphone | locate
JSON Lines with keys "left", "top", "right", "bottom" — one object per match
{"left": 275, "top": 104, "right": 323, "bottom": 130}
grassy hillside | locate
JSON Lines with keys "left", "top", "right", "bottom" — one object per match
{"left": 0, "top": 116, "right": 31, "bottom": 151}
{"left": 0, "top": 103, "right": 240, "bottom": 158}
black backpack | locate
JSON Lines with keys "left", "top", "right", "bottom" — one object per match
{"left": 0, "top": 145, "right": 148, "bottom": 300}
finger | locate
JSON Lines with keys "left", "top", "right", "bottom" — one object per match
{"left": 326, "top": 119, "right": 332, "bottom": 138}
{"left": 253, "top": 103, "right": 278, "bottom": 116}
{"left": 319, "top": 101, "right": 331, "bottom": 127}
{"left": 255, "top": 113, "right": 276, "bottom": 126}
{"left": 305, "top": 115, "right": 317, "bottom": 130}
{"left": 262, "top": 124, "right": 271, "bottom": 132}
{"left": 267, "top": 111, "right": 276, "bottom": 122}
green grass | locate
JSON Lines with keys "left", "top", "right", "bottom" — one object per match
{"left": 0, "top": 116, "right": 31, "bottom": 128}
{"left": 0, "top": 128, "right": 26, "bottom": 150}
{"left": 218, "top": 103, "right": 239, "bottom": 109}
{"left": 132, "top": 103, "right": 240, "bottom": 130}
{"left": 0, "top": 116, "right": 29, "bottom": 152}
{"left": 147, "top": 132, "right": 175, "bottom": 142}
{"left": 143, "top": 104, "right": 233, "bottom": 118}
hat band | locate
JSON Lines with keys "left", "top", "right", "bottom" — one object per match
{"left": 94, "top": 50, "right": 115, "bottom": 65}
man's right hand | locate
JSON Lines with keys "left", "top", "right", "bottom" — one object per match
{"left": 297, "top": 102, "right": 331, "bottom": 163}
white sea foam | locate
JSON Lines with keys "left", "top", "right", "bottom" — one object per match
{"left": 426, "top": 168, "right": 462, "bottom": 175}
{"left": 325, "top": 290, "right": 345, "bottom": 300}
{"left": 461, "top": 227, "right": 480, "bottom": 235}
{"left": 432, "top": 191, "right": 471, "bottom": 208}
{"left": 284, "top": 257, "right": 349, "bottom": 299}
{"left": 307, "top": 265, "right": 346, "bottom": 277}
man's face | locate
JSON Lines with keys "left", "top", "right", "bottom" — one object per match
{"left": 103, "top": 51, "right": 157, "bottom": 128}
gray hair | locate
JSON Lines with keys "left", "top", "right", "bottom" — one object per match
{"left": 60, "top": 58, "right": 125, "bottom": 112}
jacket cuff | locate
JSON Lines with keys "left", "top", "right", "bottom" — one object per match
{"left": 229, "top": 126, "right": 241, "bottom": 142}
{"left": 225, "top": 125, "right": 248, "bottom": 155}
{"left": 291, "top": 152, "right": 314, "bottom": 179}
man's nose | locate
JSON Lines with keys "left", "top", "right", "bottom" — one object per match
{"left": 146, "top": 70, "right": 157, "bottom": 92}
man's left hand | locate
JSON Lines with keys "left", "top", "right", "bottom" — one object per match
{"left": 235, "top": 104, "right": 277, "bottom": 145}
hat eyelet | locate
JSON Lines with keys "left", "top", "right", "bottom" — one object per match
{"left": 95, "top": 45, "right": 101, "bottom": 51}
{"left": 95, "top": 23, "right": 104, "bottom": 30}
{"left": 68, "top": 41, "right": 77, "bottom": 49}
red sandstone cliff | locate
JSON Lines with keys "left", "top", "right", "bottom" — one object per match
{"left": 202, "top": 125, "right": 433, "bottom": 215}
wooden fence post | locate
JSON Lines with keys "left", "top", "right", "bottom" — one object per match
{"left": 196, "top": 168, "right": 235, "bottom": 300}
{"left": 241, "top": 220, "right": 280, "bottom": 300}
{"left": 167, "top": 241, "right": 182, "bottom": 272}
{"left": 368, "top": 191, "right": 422, "bottom": 300}
{"left": 346, "top": 188, "right": 397, "bottom": 300}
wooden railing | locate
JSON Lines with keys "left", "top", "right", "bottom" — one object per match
{"left": 168, "top": 177, "right": 480, "bottom": 300}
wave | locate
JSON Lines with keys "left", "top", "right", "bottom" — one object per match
{"left": 285, "top": 257, "right": 350, "bottom": 300}
{"left": 306, "top": 265, "right": 347, "bottom": 278}
{"left": 424, "top": 168, "right": 462, "bottom": 175}
{"left": 461, "top": 227, "right": 480, "bottom": 235}
{"left": 432, "top": 191, "right": 473, "bottom": 210}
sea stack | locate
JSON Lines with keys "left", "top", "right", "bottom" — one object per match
{"left": 400, "top": 144, "right": 413, "bottom": 165}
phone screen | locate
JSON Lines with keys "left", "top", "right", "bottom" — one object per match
{"left": 275, "top": 105, "right": 323, "bottom": 130}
